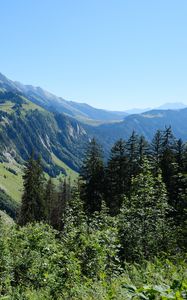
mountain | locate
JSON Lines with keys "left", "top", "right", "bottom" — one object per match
{"left": 0, "top": 73, "right": 128, "bottom": 123}
{"left": 1, "top": 72, "right": 187, "bottom": 161}
{"left": 88, "top": 108, "right": 187, "bottom": 152}
{"left": 124, "top": 107, "right": 152, "bottom": 114}
{"left": 0, "top": 89, "right": 93, "bottom": 211}
{"left": 156, "top": 102, "right": 187, "bottom": 110}
{"left": 124, "top": 103, "right": 187, "bottom": 114}
{"left": 0, "top": 91, "right": 89, "bottom": 174}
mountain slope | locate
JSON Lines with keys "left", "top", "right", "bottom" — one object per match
{"left": 0, "top": 72, "right": 128, "bottom": 123}
{"left": 156, "top": 102, "right": 187, "bottom": 110}
{"left": 0, "top": 90, "right": 89, "bottom": 178}
{"left": 88, "top": 108, "right": 187, "bottom": 152}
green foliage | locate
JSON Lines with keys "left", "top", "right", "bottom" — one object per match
{"left": 119, "top": 158, "right": 172, "bottom": 262}
{"left": 0, "top": 220, "right": 186, "bottom": 299}
{"left": 1, "top": 126, "right": 187, "bottom": 298}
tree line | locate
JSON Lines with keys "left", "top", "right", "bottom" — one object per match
{"left": 18, "top": 126, "right": 187, "bottom": 261}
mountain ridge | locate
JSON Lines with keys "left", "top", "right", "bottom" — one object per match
{"left": 2, "top": 72, "right": 187, "bottom": 122}
{"left": 0, "top": 72, "right": 128, "bottom": 123}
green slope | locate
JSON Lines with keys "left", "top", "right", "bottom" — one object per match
{"left": 0, "top": 90, "right": 86, "bottom": 217}
{"left": 0, "top": 162, "right": 23, "bottom": 202}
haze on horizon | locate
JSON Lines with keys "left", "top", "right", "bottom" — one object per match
{"left": 1, "top": 0, "right": 187, "bottom": 110}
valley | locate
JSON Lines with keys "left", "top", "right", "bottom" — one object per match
{"left": 1, "top": 71, "right": 187, "bottom": 209}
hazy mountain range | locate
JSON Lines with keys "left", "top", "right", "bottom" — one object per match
{"left": 1, "top": 72, "right": 187, "bottom": 123}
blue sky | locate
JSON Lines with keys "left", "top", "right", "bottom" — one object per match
{"left": 1, "top": 0, "right": 187, "bottom": 110}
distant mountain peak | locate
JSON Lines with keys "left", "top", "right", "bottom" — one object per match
{"left": 157, "top": 102, "right": 187, "bottom": 110}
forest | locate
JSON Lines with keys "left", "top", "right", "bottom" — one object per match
{"left": 0, "top": 126, "right": 187, "bottom": 299}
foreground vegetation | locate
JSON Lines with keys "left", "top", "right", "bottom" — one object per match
{"left": 0, "top": 221, "right": 187, "bottom": 299}
{"left": 0, "top": 127, "right": 187, "bottom": 299}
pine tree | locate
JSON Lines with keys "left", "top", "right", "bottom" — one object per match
{"left": 50, "top": 178, "right": 72, "bottom": 230}
{"left": 150, "top": 130, "right": 163, "bottom": 174}
{"left": 106, "top": 139, "right": 127, "bottom": 215}
{"left": 160, "top": 126, "right": 177, "bottom": 198}
{"left": 125, "top": 131, "right": 139, "bottom": 189}
{"left": 80, "top": 138, "right": 104, "bottom": 215}
{"left": 175, "top": 138, "right": 185, "bottom": 172}
{"left": 44, "top": 177, "right": 56, "bottom": 224}
{"left": 18, "top": 154, "right": 45, "bottom": 225}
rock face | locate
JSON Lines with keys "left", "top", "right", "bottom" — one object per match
{"left": 0, "top": 91, "right": 90, "bottom": 176}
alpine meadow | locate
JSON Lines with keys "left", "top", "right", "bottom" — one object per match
{"left": 0, "top": 1, "right": 187, "bottom": 299}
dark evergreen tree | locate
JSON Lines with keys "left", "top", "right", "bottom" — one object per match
{"left": 18, "top": 155, "right": 45, "bottom": 225}
{"left": 175, "top": 138, "right": 185, "bottom": 172}
{"left": 44, "top": 177, "right": 56, "bottom": 224}
{"left": 106, "top": 139, "right": 127, "bottom": 215}
{"left": 50, "top": 178, "right": 72, "bottom": 230}
{"left": 160, "top": 126, "right": 176, "bottom": 197}
{"left": 150, "top": 130, "right": 163, "bottom": 174}
{"left": 80, "top": 138, "right": 104, "bottom": 215}
{"left": 125, "top": 131, "right": 139, "bottom": 189}
{"left": 138, "top": 135, "right": 149, "bottom": 166}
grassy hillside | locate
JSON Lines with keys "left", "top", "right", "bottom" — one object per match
{"left": 0, "top": 161, "right": 23, "bottom": 202}
{"left": 51, "top": 153, "right": 78, "bottom": 182}
{"left": 0, "top": 90, "right": 83, "bottom": 217}
{"left": 0, "top": 209, "right": 14, "bottom": 225}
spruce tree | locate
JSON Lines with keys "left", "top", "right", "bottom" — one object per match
{"left": 44, "top": 177, "right": 56, "bottom": 224}
{"left": 18, "top": 155, "right": 45, "bottom": 225}
{"left": 138, "top": 135, "right": 149, "bottom": 167}
{"left": 106, "top": 139, "right": 127, "bottom": 215}
{"left": 150, "top": 130, "right": 163, "bottom": 174}
{"left": 80, "top": 138, "right": 104, "bottom": 215}
{"left": 160, "top": 127, "right": 176, "bottom": 199}
{"left": 50, "top": 178, "right": 72, "bottom": 230}
{"left": 175, "top": 138, "right": 185, "bottom": 172}
{"left": 126, "top": 131, "right": 139, "bottom": 187}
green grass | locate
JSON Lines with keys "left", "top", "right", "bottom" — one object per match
{"left": 0, "top": 162, "right": 23, "bottom": 203}
{"left": 51, "top": 153, "right": 78, "bottom": 183}
{"left": 0, "top": 96, "right": 44, "bottom": 115}
{"left": 0, "top": 209, "right": 14, "bottom": 225}
{"left": 21, "top": 96, "right": 45, "bottom": 112}
{"left": 0, "top": 154, "right": 78, "bottom": 203}
{"left": 0, "top": 101, "right": 14, "bottom": 113}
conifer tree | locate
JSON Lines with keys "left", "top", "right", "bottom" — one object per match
{"left": 50, "top": 178, "right": 72, "bottom": 230}
{"left": 138, "top": 135, "right": 149, "bottom": 166}
{"left": 118, "top": 158, "right": 170, "bottom": 262}
{"left": 160, "top": 126, "right": 176, "bottom": 195}
{"left": 18, "top": 154, "right": 45, "bottom": 225}
{"left": 125, "top": 131, "right": 139, "bottom": 190}
{"left": 44, "top": 177, "right": 56, "bottom": 224}
{"left": 175, "top": 138, "right": 185, "bottom": 172}
{"left": 150, "top": 130, "right": 163, "bottom": 174}
{"left": 80, "top": 138, "right": 104, "bottom": 214}
{"left": 106, "top": 139, "right": 127, "bottom": 215}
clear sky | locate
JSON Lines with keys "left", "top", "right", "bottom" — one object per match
{"left": 1, "top": 0, "right": 187, "bottom": 110}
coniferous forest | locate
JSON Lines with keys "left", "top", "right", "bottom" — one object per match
{"left": 0, "top": 127, "right": 187, "bottom": 299}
